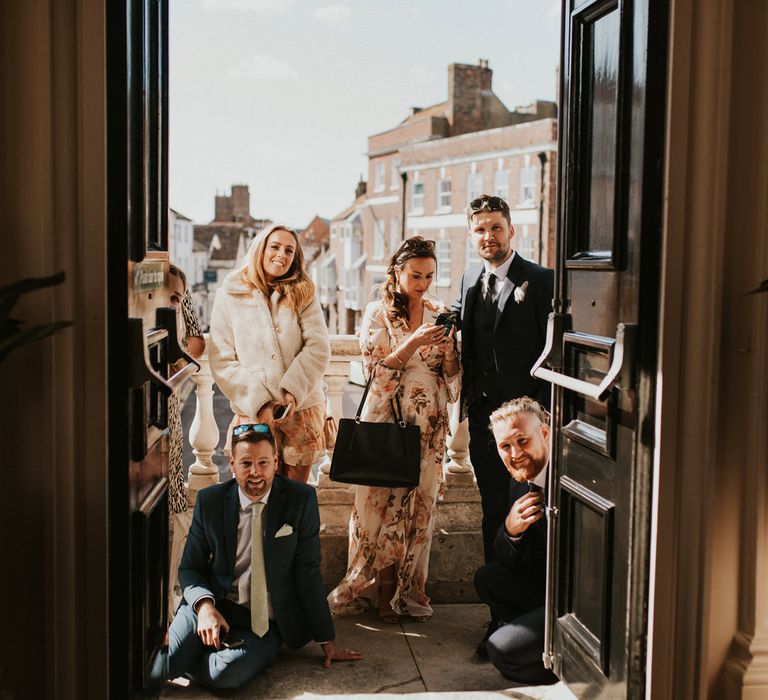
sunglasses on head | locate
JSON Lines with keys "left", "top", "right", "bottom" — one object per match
{"left": 233, "top": 423, "right": 272, "bottom": 438}
{"left": 468, "top": 195, "right": 509, "bottom": 211}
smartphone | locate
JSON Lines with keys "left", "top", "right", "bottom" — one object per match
{"left": 273, "top": 404, "right": 289, "bottom": 420}
{"left": 221, "top": 633, "right": 244, "bottom": 649}
{"left": 433, "top": 311, "right": 457, "bottom": 336}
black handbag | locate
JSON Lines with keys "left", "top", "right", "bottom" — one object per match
{"left": 329, "top": 369, "right": 421, "bottom": 488}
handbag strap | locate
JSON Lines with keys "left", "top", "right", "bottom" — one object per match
{"left": 355, "top": 365, "right": 407, "bottom": 428}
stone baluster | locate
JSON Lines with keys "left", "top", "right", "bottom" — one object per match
{"left": 317, "top": 335, "right": 360, "bottom": 586}
{"left": 445, "top": 399, "right": 472, "bottom": 475}
{"left": 318, "top": 334, "right": 360, "bottom": 480}
{"left": 187, "top": 337, "right": 220, "bottom": 505}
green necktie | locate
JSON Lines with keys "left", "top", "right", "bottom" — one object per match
{"left": 250, "top": 501, "right": 269, "bottom": 637}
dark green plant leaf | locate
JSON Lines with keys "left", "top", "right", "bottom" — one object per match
{"left": 0, "top": 318, "right": 22, "bottom": 339}
{"left": 0, "top": 321, "right": 74, "bottom": 361}
{"left": 0, "top": 271, "right": 66, "bottom": 326}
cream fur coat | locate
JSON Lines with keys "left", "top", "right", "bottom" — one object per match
{"left": 208, "top": 271, "right": 331, "bottom": 419}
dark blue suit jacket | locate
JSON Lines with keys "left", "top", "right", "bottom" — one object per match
{"left": 178, "top": 475, "right": 335, "bottom": 649}
{"left": 453, "top": 253, "right": 554, "bottom": 412}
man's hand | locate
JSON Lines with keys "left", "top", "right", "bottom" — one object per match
{"left": 504, "top": 491, "right": 544, "bottom": 538}
{"left": 195, "top": 600, "right": 230, "bottom": 649}
{"left": 320, "top": 641, "right": 363, "bottom": 668}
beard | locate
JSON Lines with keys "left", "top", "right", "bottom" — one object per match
{"left": 506, "top": 459, "right": 545, "bottom": 483}
{"left": 478, "top": 243, "right": 510, "bottom": 263}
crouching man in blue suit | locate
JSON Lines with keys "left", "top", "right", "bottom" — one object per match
{"left": 474, "top": 398, "right": 557, "bottom": 685}
{"left": 168, "top": 423, "right": 362, "bottom": 690}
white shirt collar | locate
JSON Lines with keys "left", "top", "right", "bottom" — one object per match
{"left": 238, "top": 485, "right": 271, "bottom": 511}
{"left": 529, "top": 462, "right": 548, "bottom": 490}
{"left": 483, "top": 250, "right": 516, "bottom": 283}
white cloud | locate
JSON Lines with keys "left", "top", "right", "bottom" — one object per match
{"left": 311, "top": 5, "right": 352, "bottom": 24}
{"left": 228, "top": 54, "right": 299, "bottom": 81}
{"left": 201, "top": 0, "right": 295, "bottom": 14}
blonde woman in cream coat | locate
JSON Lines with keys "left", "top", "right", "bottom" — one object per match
{"left": 209, "top": 223, "right": 331, "bottom": 482}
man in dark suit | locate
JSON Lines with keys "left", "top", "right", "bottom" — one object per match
{"left": 474, "top": 397, "right": 557, "bottom": 685}
{"left": 168, "top": 424, "right": 361, "bottom": 690}
{"left": 454, "top": 194, "right": 554, "bottom": 566}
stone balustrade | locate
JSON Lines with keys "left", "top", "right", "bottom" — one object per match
{"left": 184, "top": 333, "right": 483, "bottom": 602}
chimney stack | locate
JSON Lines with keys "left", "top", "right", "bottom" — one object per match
{"left": 231, "top": 184, "right": 250, "bottom": 223}
{"left": 447, "top": 60, "right": 493, "bottom": 136}
{"left": 214, "top": 193, "right": 233, "bottom": 222}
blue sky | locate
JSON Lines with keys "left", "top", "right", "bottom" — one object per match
{"left": 169, "top": 0, "right": 561, "bottom": 228}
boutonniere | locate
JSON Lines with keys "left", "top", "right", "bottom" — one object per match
{"left": 514, "top": 281, "right": 529, "bottom": 304}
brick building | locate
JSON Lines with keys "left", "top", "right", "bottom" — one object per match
{"left": 298, "top": 215, "right": 330, "bottom": 264}
{"left": 319, "top": 61, "right": 557, "bottom": 333}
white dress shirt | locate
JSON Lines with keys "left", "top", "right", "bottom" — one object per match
{"left": 227, "top": 487, "right": 274, "bottom": 620}
{"left": 482, "top": 250, "right": 516, "bottom": 302}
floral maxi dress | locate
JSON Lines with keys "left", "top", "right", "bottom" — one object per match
{"left": 328, "top": 299, "right": 460, "bottom": 619}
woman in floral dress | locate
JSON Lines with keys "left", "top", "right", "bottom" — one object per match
{"left": 328, "top": 237, "right": 460, "bottom": 623}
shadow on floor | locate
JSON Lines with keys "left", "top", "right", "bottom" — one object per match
{"left": 160, "top": 604, "right": 574, "bottom": 699}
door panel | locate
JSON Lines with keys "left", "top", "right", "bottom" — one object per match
{"left": 534, "top": 0, "right": 668, "bottom": 695}
{"left": 108, "top": 0, "right": 174, "bottom": 696}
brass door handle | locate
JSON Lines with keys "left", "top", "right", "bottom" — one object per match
{"left": 531, "top": 314, "right": 637, "bottom": 401}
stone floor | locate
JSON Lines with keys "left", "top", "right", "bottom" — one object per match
{"left": 160, "top": 604, "right": 575, "bottom": 700}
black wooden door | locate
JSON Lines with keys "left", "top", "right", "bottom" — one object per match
{"left": 531, "top": 0, "right": 668, "bottom": 695}
{"left": 106, "top": 0, "right": 183, "bottom": 696}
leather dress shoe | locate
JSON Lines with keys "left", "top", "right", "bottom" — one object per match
{"left": 476, "top": 619, "right": 506, "bottom": 659}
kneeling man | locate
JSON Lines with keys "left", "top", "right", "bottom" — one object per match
{"left": 168, "top": 424, "right": 361, "bottom": 689}
{"left": 474, "top": 397, "right": 557, "bottom": 685}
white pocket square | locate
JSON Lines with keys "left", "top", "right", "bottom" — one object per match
{"left": 275, "top": 524, "right": 294, "bottom": 538}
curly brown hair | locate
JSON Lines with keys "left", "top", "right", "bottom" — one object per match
{"left": 380, "top": 236, "right": 437, "bottom": 326}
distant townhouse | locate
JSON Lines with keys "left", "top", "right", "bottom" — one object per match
{"left": 330, "top": 60, "right": 557, "bottom": 332}
{"left": 169, "top": 208, "right": 206, "bottom": 288}
{"left": 298, "top": 215, "right": 330, "bottom": 264}
{"left": 323, "top": 181, "right": 368, "bottom": 333}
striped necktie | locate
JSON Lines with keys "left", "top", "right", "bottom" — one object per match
{"left": 250, "top": 501, "right": 269, "bottom": 637}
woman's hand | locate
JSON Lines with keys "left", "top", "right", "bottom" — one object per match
{"left": 275, "top": 391, "right": 296, "bottom": 425}
{"left": 407, "top": 323, "right": 447, "bottom": 350}
{"left": 256, "top": 402, "right": 276, "bottom": 424}
{"left": 437, "top": 326, "right": 456, "bottom": 357}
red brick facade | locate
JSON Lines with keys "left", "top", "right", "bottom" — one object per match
{"left": 320, "top": 62, "right": 557, "bottom": 333}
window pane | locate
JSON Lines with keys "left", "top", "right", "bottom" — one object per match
{"left": 374, "top": 220, "right": 385, "bottom": 259}
{"left": 585, "top": 8, "right": 619, "bottom": 253}
{"left": 438, "top": 178, "right": 452, "bottom": 208}
{"left": 519, "top": 166, "right": 537, "bottom": 205}
{"left": 436, "top": 239, "right": 451, "bottom": 282}
{"left": 494, "top": 170, "right": 509, "bottom": 200}
{"left": 412, "top": 182, "right": 424, "bottom": 211}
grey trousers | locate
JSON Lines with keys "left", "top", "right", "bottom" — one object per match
{"left": 474, "top": 562, "right": 558, "bottom": 685}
